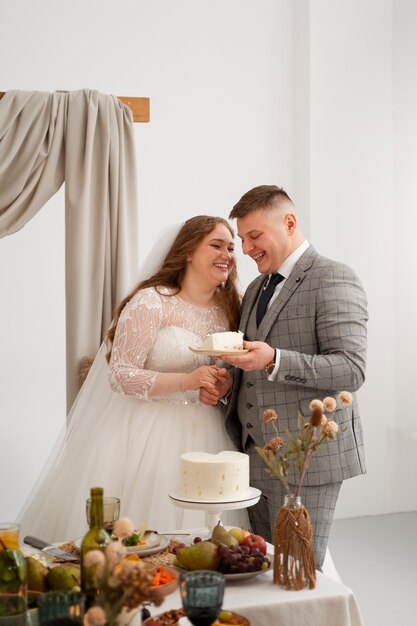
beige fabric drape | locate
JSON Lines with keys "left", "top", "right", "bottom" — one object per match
{"left": 0, "top": 89, "right": 139, "bottom": 410}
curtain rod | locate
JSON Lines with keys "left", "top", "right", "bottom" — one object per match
{"left": 0, "top": 92, "right": 150, "bottom": 123}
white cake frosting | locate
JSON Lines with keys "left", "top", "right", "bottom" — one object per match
{"left": 199, "top": 331, "right": 244, "bottom": 351}
{"left": 180, "top": 451, "right": 250, "bottom": 501}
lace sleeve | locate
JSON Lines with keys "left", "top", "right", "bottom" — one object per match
{"left": 108, "top": 288, "right": 167, "bottom": 399}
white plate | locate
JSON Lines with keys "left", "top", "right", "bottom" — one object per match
{"left": 169, "top": 486, "right": 261, "bottom": 506}
{"left": 74, "top": 533, "right": 170, "bottom": 556}
{"left": 224, "top": 563, "right": 271, "bottom": 581}
{"left": 124, "top": 533, "right": 160, "bottom": 554}
{"left": 189, "top": 347, "right": 248, "bottom": 356}
{"left": 130, "top": 534, "right": 170, "bottom": 556}
{"left": 175, "top": 560, "right": 271, "bottom": 582}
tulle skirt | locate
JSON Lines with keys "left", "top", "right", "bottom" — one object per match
{"left": 18, "top": 346, "right": 249, "bottom": 542}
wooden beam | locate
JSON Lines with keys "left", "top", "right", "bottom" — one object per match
{"left": 0, "top": 92, "right": 150, "bottom": 123}
{"left": 118, "top": 96, "right": 150, "bottom": 122}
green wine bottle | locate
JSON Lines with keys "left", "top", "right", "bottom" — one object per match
{"left": 80, "top": 487, "right": 111, "bottom": 606}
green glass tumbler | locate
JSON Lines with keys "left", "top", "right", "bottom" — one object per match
{"left": 37, "top": 591, "right": 85, "bottom": 626}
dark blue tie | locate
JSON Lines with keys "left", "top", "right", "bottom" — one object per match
{"left": 256, "top": 273, "right": 285, "bottom": 326}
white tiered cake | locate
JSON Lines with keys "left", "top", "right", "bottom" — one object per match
{"left": 180, "top": 451, "right": 250, "bottom": 501}
{"left": 198, "top": 331, "right": 244, "bottom": 351}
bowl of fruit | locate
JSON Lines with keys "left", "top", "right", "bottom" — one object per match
{"left": 173, "top": 524, "right": 270, "bottom": 580}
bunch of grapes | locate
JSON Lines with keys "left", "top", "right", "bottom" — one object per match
{"left": 217, "top": 544, "right": 270, "bottom": 575}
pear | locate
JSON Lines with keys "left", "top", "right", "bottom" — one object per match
{"left": 47, "top": 563, "right": 81, "bottom": 591}
{"left": 26, "top": 556, "right": 49, "bottom": 592}
{"left": 211, "top": 524, "right": 238, "bottom": 548}
{"left": 175, "top": 541, "right": 219, "bottom": 571}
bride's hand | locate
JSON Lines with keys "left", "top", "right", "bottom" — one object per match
{"left": 199, "top": 368, "right": 232, "bottom": 405}
{"left": 183, "top": 366, "right": 219, "bottom": 392}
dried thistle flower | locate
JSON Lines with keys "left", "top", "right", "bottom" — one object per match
{"left": 83, "top": 550, "right": 105, "bottom": 568}
{"left": 263, "top": 408, "right": 278, "bottom": 423}
{"left": 322, "top": 396, "right": 337, "bottom": 412}
{"left": 263, "top": 436, "right": 285, "bottom": 455}
{"left": 105, "top": 541, "right": 127, "bottom": 565}
{"left": 309, "top": 399, "right": 323, "bottom": 412}
{"left": 84, "top": 606, "right": 107, "bottom": 626}
{"left": 113, "top": 517, "right": 134, "bottom": 539}
{"left": 310, "top": 406, "right": 323, "bottom": 427}
{"left": 256, "top": 392, "right": 350, "bottom": 498}
{"left": 338, "top": 391, "right": 353, "bottom": 406}
{"left": 83, "top": 517, "right": 160, "bottom": 626}
{"left": 270, "top": 436, "right": 285, "bottom": 452}
{"left": 321, "top": 420, "right": 339, "bottom": 436}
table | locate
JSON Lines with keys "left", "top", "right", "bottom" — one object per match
{"left": 24, "top": 533, "right": 363, "bottom": 626}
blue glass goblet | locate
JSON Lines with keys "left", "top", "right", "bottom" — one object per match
{"left": 180, "top": 570, "right": 225, "bottom": 626}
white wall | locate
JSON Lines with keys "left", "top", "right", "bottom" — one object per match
{"left": 1, "top": 0, "right": 416, "bottom": 523}
{"left": 0, "top": 0, "right": 293, "bottom": 520}
{"left": 305, "top": 0, "right": 417, "bottom": 518}
{"left": 392, "top": 0, "right": 417, "bottom": 511}
{"left": 308, "top": 0, "right": 397, "bottom": 517}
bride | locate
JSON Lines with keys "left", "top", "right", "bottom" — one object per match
{"left": 18, "top": 215, "right": 249, "bottom": 541}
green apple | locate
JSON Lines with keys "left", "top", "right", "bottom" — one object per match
{"left": 228, "top": 527, "right": 251, "bottom": 545}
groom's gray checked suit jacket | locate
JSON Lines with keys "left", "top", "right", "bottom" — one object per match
{"left": 225, "top": 245, "right": 368, "bottom": 487}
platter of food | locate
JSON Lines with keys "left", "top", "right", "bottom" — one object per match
{"left": 223, "top": 562, "right": 271, "bottom": 581}
{"left": 172, "top": 525, "right": 271, "bottom": 582}
{"left": 74, "top": 533, "right": 170, "bottom": 556}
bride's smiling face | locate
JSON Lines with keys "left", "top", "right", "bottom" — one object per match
{"left": 188, "top": 223, "right": 236, "bottom": 286}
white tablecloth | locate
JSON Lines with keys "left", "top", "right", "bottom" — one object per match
{"left": 146, "top": 568, "right": 363, "bottom": 626}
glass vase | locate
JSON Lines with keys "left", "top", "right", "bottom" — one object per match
{"left": 273, "top": 494, "right": 316, "bottom": 590}
{"left": 0, "top": 523, "right": 27, "bottom": 626}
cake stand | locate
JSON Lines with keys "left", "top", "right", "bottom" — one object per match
{"left": 168, "top": 487, "right": 261, "bottom": 534}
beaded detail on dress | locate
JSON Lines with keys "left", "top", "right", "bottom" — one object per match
{"left": 108, "top": 286, "right": 229, "bottom": 402}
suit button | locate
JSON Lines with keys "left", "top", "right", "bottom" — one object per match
{"left": 246, "top": 382, "right": 253, "bottom": 388}
{"left": 301, "top": 378, "right": 306, "bottom": 384}
{"left": 246, "top": 422, "right": 253, "bottom": 429}
{"left": 295, "top": 377, "right": 301, "bottom": 382}
{"left": 285, "top": 375, "right": 290, "bottom": 380}
{"left": 246, "top": 403, "right": 253, "bottom": 409}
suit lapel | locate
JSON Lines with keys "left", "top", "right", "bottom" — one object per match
{"left": 257, "top": 245, "right": 318, "bottom": 341}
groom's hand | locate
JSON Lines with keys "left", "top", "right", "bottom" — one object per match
{"left": 199, "top": 368, "right": 232, "bottom": 405}
{"left": 220, "top": 341, "right": 275, "bottom": 371}
{"left": 199, "top": 387, "right": 219, "bottom": 405}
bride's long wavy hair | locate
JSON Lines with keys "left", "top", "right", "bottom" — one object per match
{"left": 105, "top": 215, "right": 241, "bottom": 363}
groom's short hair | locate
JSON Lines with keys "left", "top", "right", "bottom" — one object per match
{"left": 229, "top": 185, "right": 293, "bottom": 219}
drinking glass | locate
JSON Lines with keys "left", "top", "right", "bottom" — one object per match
{"left": 85, "top": 497, "right": 120, "bottom": 534}
{"left": 37, "top": 591, "right": 85, "bottom": 626}
{"left": 0, "top": 523, "right": 27, "bottom": 626}
{"left": 180, "top": 570, "right": 225, "bottom": 626}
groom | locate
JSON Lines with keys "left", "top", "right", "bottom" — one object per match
{"left": 219, "top": 185, "right": 368, "bottom": 569}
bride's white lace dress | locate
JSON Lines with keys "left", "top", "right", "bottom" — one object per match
{"left": 18, "top": 287, "right": 248, "bottom": 542}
